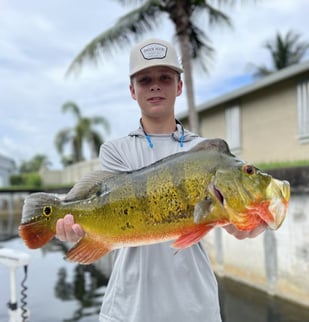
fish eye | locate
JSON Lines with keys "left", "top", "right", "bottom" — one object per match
{"left": 43, "top": 206, "right": 52, "bottom": 217}
{"left": 243, "top": 165, "right": 255, "bottom": 175}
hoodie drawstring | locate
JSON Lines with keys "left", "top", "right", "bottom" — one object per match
{"left": 140, "top": 119, "right": 185, "bottom": 149}
{"left": 145, "top": 134, "right": 154, "bottom": 148}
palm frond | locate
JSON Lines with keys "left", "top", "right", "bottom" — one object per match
{"left": 55, "top": 129, "right": 73, "bottom": 154}
{"left": 66, "top": 0, "right": 162, "bottom": 76}
{"left": 192, "top": 1, "right": 232, "bottom": 28}
{"left": 186, "top": 24, "right": 215, "bottom": 73}
{"left": 91, "top": 116, "right": 111, "bottom": 133}
{"left": 249, "top": 30, "right": 309, "bottom": 78}
{"left": 61, "top": 101, "right": 82, "bottom": 119}
{"left": 114, "top": 0, "right": 148, "bottom": 5}
{"left": 87, "top": 130, "right": 105, "bottom": 157}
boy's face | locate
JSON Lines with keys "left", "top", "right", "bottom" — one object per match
{"left": 129, "top": 66, "right": 182, "bottom": 120}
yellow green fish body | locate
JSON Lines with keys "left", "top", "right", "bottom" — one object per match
{"left": 19, "top": 139, "right": 290, "bottom": 264}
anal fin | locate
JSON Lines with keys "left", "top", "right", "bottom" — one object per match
{"left": 66, "top": 236, "right": 111, "bottom": 265}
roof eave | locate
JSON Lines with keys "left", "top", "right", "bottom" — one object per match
{"left": 178, "top": 60, "right": 309, "bottom": 119}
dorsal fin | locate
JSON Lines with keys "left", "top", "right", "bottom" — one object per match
{"left": 190, "top": 138, "right": 233, "bottom": 155}
{"left": 64, "top": 170, "right": 116, "bottom": 202}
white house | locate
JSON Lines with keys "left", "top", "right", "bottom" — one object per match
{"left": 0, "top": 154, "right": 16, "bottom": 187}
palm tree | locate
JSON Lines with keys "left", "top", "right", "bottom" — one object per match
{"left": 19, "top": 154, "right": 51, "bottom": 173}
{"left": 66, "top": 0, "right": 240, "bottom": 134}
{"left": 248, "top": 30, "right": 309, "bottom": 78}
{"left": 55, "top": 101, "right": 110, "bottom": 166}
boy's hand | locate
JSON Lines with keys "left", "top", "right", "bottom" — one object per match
{"left": 223, "top": 222, "right": 267, "bottom": 239}
{"left": 56, "top": 214, "right": 85, "bottom": 243}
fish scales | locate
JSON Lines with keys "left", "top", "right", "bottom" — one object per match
{"left": 145, "top": 162, "right": 192, "bottom": 224}
{"left": 98, "top": 155, "right": 210, "bottom": 238}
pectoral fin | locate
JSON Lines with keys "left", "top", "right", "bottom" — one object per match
{"left": 194, "top": 197, "right": 213, "bottom": 224}
{"left": 66, "top": 236, "right": 111, "bottom": 265}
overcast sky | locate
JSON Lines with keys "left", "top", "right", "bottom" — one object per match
{"left": 1, "top": 0, "right": 308, "bottom": 169}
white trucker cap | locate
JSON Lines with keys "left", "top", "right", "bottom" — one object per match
{"left": 129, "top": 38, "right": 183, "bottom": 76}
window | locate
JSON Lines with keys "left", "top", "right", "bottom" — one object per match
{"left": 225, "top": 105, "right": 241, "bottom": 153}
{"left": 297, "top": 79, "right": 309, "bottom": 143}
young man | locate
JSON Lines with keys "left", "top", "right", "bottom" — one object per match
{"left": 56, "top": 38, "right": 266, "bottom": 322}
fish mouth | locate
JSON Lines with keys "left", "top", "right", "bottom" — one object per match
{"left": 277, "top": 179, "right": 290, "bottom": 201}
{"left": 210, "top": 176, "right": 290, "bottom": 231}
{"left": 266, "top": 179, "right": 290, "bottom": 229}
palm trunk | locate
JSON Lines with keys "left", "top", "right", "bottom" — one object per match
{"left": 178, "top": 35, "right": 200, "bottom": 134}
{"left": 165, "top": 0, "right": 200, "bottom": 134}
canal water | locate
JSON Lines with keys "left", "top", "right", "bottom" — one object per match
{"left": 1, "top": 236, "right": 309, "bottom": 322}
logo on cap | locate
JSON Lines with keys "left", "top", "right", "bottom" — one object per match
{"left": 140, "top": 43, "right": 167, "bottom": 60}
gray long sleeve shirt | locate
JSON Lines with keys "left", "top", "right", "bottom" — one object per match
{"left": 98, "top": 123, "right": 222, "bottom": 322}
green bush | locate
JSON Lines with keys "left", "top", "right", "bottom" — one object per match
{"left": 10, "top": 174, "right": 24, "bottom": 186}
{"left": 25, "top": 173, "right": 42, "bottom": 187}
{"left": 10, "top": 172, "right": 42, "bottom": 188}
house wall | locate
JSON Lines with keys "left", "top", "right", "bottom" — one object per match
{"left": 199, "top": 107, "right": 226, "bottom": 139}
{"left": 197, "top": 75, "right": 309, "bottom": 164}
{"left": 241, "top": 78, "right": 308, "bottom": 163}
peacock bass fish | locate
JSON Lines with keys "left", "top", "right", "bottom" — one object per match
{"left": 19, "top": 139, "right": 290, "bottom": 264}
